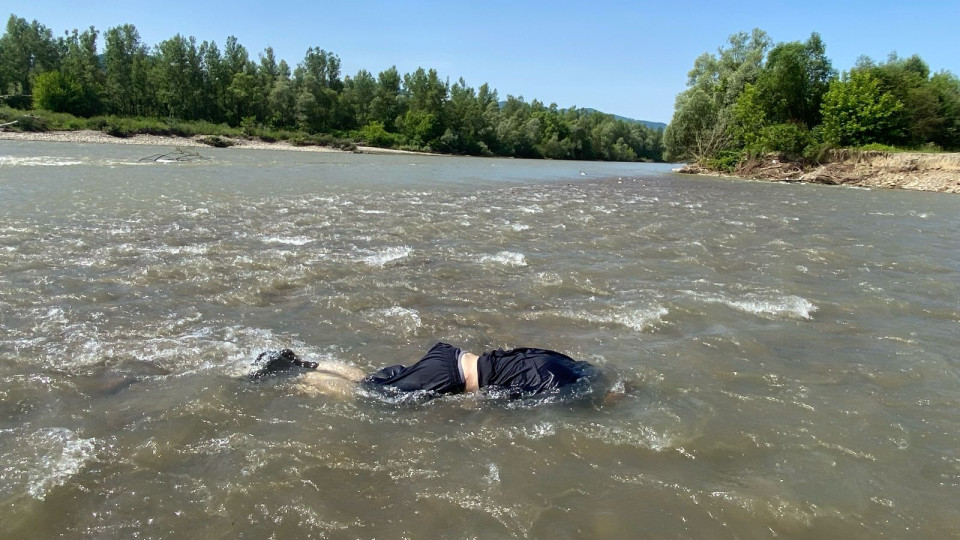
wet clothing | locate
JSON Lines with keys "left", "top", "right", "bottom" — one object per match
{"left": 363, "top": 342, "right": 594, "bottom": 396}
{"left": 363, "top": 342, "right": 465, "bottom": 394}
{"left": 248, "top": 349, "right": 318, "bottom": 379}
{"left": 477, "top": 346, "right": 594, "bottom": 395}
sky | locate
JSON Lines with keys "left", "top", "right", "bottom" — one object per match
{"left": 6, "top": 0, "right": 959, "bottom": 124}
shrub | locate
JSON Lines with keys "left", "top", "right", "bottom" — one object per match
{"left": 760, "top": 123, "right": 813, "bottom": 160}
{"left": 198, "top": 135, "right": 235, "bottom": 148}
{"left": 14, "top": 114, "right": 50, "bottom": 132}
{"left": 704, "top": 149, "right": 743, "bottom": 172}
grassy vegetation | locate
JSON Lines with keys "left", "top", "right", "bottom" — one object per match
{"left": 0, "top": 106, "right": 358, "bottom": 151}
{"left": 852, "top": 142, "right": 947, "bottom": 153}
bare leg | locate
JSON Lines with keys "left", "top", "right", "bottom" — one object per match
{"left": 296, "top": 361, "right": 367, "bottom": 398}
{"left": 314, "top": 362, "right": 366, "bottom": 381}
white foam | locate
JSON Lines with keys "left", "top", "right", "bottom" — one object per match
{"left": 480, "top": 251, "right": 527, "bottom": 267}
{"left": 13, "top": 428, "right": 98, "bottom": 500}
{"left": 371, "top": 306, "right": 423, "bottom": 335}
{"left": 263, "top": 236, "right": 314, "bottom": 246}
{"left": 533, "top": 272, "right": 563, "bottom": 287}
{"left": 0, "top": 156, "right": 83, "bottom": 167}
{"left": 362, "top": 246, "right": 412, "bottom": 267}
{"left": 564, "top": 305, "right": 668, "bottom": 332}
{"left": 685, "top": 290, "right": 818, "bottom": 320}
{"left": 484, "top": 462, "right": 501, "bottom": 484}
{"left": 725, "top": 293, "right": 817, "bottom": 320}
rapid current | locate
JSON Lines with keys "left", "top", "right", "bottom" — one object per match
{"left": 1, "top": 141, "right": 958, "bottom": 538}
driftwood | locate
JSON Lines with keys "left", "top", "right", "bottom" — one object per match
{"left": 0, "top": 120, "right": 17, "bottom": 129}
{"left": 138, "top": 147, "right": 207, "bottom": 163}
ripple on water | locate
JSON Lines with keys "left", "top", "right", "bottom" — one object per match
{"left": 478, "top": 251, "right": 527, "bottom": 267}
{"left": 684, "top": 290, "right": 818, "bottom": 320}
{"left": 358, "top": 245, "right": 412, "bottom": 267}
{"left": 0, "top": 427, "right": 98, "bottom": 500}
{"left": 0, "top": 155, "right": 84, "bottom": 167}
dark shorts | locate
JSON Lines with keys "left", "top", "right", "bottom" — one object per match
{"left": 362, "top": 342, "right": 465, "bottom": 395}
{"left": 477, "top": 347, "right": 596, "bottom": 395}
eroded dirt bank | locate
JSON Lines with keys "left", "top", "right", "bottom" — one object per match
{"left": 679, "top": 151, "right": 960, "bottom": 193}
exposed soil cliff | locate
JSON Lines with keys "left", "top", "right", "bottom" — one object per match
{"left": 678, "top": 151, "right": 960, "bottom": 194}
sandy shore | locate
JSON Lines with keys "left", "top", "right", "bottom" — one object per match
{"left": 0, "top": 129, "right": 421, "bottom": 155}
{"left": 676, "top": 151, "right": 960, "bottom": 194}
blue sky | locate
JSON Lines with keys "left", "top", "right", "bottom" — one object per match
{"left": 7, "top": 0, "right": 959, "bottom": 123}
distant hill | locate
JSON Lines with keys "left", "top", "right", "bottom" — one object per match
{"left": 616, "top": 116, "right": 667, "bottom": 131}
{"left": 497, "top": 102, "right": 666, "bottom": 131}
{"left": 581, "top": 108, "right": 667, "bottom": 130}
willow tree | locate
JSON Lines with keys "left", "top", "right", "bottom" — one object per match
{"left": 663, "top": 29, "right": 770, "bottom": 162}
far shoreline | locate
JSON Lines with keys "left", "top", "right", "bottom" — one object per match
{"left": 0, "top": 129, "right": 425, "bottom": 156}
{"left": 6, "top": 129, "right": 958, "bottom": 194}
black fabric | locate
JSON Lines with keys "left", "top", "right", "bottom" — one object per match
{"left": 362, "top": 342, "right": 465, "bottom": 394}
{"left": 248, "top": 349, "right": 318, "bottom": 380}
{"left": 477, "top": 347, "right": 594, "bottom": 395}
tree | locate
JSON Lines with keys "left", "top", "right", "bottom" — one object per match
{"left": 152, "top": 34, "right": 204, "bottom": 119}
{"left": 341, "top": 69, "right": 377, "bottom": 128}
{"left": 293, "top": 47, "right": 343, "bottom": 132}
{"left": 199, "top": 40, "right": 228, "bottom": 122}
{"left": 59, "top": 26, "right": 103, "bottom": 116}
{"left": 820, "top": 70, "right": 904, "bottom": 146}
{"left": 400, "top": 67, "right": 447, "bottom": 147}
{"left": 32, "top": 70, "right": 81, "bottom": 112}
{"left": 754, "top": 33, "right": 834, "bottom": 127}
{"left": 0, "top": 15, "right": 61, "bottom": 99}
{"left": 731, "top": 83, "right": 767, "bottom": 151}
{"left": 370, "top": 66, "right": 404, "bottom": 131}
{"left": 929, "top": 71, "right": 960, "bottom": 149}
{"left": 664, "top": 86, "right": 732, "bottom": 162}
{"left": 104, "top": 24, "right": 151, "bottom": 116}
{"left": 496, "top": 95, "right": 534, "bottom": 157}
{"left": 847, "top": 54, "right": 954, "bottom": 147}
{"left": 267, "top": 73, "right": 296, "bottom": 128}
{"left": 220, "top": 36, "right": 260, "bottom": 125}
{"left": 227, "top": 71, "right": 262, "bottom": 126}
{"left": 442, "top": 77, "right": 484, "bottom": 153}
{"left": 475, "top": 83, "right": 500, "bottom": 153}
{"left": 664, "top": 29, "right": 769, "bottom": 162}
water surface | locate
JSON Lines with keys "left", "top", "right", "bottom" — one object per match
{"left": 1, "top": 141, "right": 959, "bottom": 538}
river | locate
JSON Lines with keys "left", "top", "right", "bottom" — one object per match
{"left": 1, "top": 140, "right": 958, "bottom": 538}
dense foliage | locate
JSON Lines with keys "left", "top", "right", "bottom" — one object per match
{"left": 664, "top": 29, "right": 960, "bottom": 168}
{"left": 0, "top": 14, "right": 663, "bottom": 161}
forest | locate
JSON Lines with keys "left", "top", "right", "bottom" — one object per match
{"left": 664, "top": 29, "right": 960, "bottom": 170}
{"left": 0, "top": 14, "right": 664, "bottom": 162}
{"left": 4, "top": 15, "right": 958, "bottom": 168}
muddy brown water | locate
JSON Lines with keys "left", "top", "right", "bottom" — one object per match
{"left": 1, "top": 141, "right": 959, "bottom": 538}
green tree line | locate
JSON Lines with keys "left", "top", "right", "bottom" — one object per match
{"left": 0, "top": 14, "right": 664, "bottom": 162}
{"left": 664, "top": 29, "right": 960, "bottom": 168}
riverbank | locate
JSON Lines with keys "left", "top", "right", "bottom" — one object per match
{"left": 677, "top": 151, "right": 960, "bottom": 193}
{"left": 0, "top": 129, "right": 423, "bottom": 155}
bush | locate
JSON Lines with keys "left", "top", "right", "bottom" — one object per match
{"left": 288, "top": 132, "right": 358, "bottom": 151}
{"left": 13, "top": 114, "right": 50, "bottom": 132}
{"left": 198, "top": 135, "right": 235, "bottom": 148}
{"left": 1, "top": 94, "right": 32, "bottom": 109}
{"left": 760, "top": 123, "right": 813, "bottom": 160}
{"left": 704, "top": 149, "right": 743, "bottom": 172}
{"left": 856, "top": 143, "right": 899, "bottom": 153}
{"left": 802, "top": 141, "right": 834, "bottom": 163}
{"left": 358, "top": 121, "right": 400, "bottom": 148}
